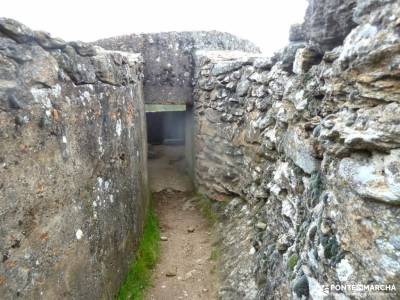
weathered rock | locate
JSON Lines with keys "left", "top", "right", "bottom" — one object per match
{"left": 211, "top": 60, "right": 246, "bottom": 76}
{"left": 70, "top": 41, "right": 97, "bottom": 56}
{"left": 303, "top": 0, "right": 357, "bottom": 51}
{"left": 293, "top": 275, "right": 309, "bottom": 297}
{"left": 52, "top": 45, "right": 97, "bottom": 84}
{"left": 192, "top": 2, "right": 400, "bottom": 299}
{"left": 236, "top": 79, "right": 251, "bottom": 96}
{"left": 338, "top": 150, "right": 400, "bottom": 205}
{"left": 289, "top": 23, "right": 306, "bottom": 42}
{"left": 319, "top": 103, "right": 400, "bottom": 154}
{"left": 0, "top": 18, "right": 34, "bottom": 43}
{"left": 292, "top": 47, "right": 322, "bottom": 74}
{"left": 279, "top": 42, "right": 306, "bottom": 72}
{"left": 166, "top": 268, "right": 177, "bottom": 277}
{"left": 204, "top": 108, "right": 221, "bottom": 123}
{"left": 253, "top": 57, "right": 274, "bottom": 70}
{"left": 34, "top": 31, "right": 66, "bottom": 50}
{"left": 216, "top": 200, "right": 258, "bottom": 299}
{"left": 255, "top": 222, "right": 267, "bottom": 230}
{"left": 20, "top": 45, "right": 59, "bottom": 87}
{"left": 283, "top": 127, "right": 320, "bottom": 174}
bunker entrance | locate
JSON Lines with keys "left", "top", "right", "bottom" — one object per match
{"left": 147, "top": 110, "right": 186, "bottom": 145}
{"left": 146, "top": 104, "right": 193, "bottom": 192}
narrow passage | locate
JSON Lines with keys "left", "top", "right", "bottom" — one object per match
{"left": 146, "top": 145, "right": 218, "bottom": 300}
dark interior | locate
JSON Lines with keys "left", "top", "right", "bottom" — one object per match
{"left": 146, "top": 111, "right": 186, "bottom": 145}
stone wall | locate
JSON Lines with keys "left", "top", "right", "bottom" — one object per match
{"left": 95, "top": 32, "right": 259, "bottom": 105}
{"left": 300, "top": 0, "right": 357, "bottom": 51}
{"left": 193, "top": 0, "right": 400, "bottom": 298}
{"left": 0, "top": 19, "right": 148, "bottom": 299}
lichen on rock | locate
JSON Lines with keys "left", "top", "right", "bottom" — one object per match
{"left": 192, "top": 1, "right": 400, "bottom": 298}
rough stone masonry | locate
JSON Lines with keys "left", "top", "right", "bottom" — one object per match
{"left": 1, "top": 0, "right": 400, "bottom": 299}
{"left": 193, "top": 0, "right": 400, "bottom": 299}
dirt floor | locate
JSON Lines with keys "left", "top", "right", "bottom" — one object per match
{"left": 146, "top": 145, "right": 218, "bottom": 300}
{"left": 148, "top": 145, "right": 193, "bottom": 192}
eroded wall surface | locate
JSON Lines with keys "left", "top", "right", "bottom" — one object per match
{"left": 95, "top": 32, "right": 260, "bottom": 105}
{"left": 193, "top": 1, "right": 400, "bottom": 298}
{"left": 0, "top": 19, "right": 148, "bottom": 299}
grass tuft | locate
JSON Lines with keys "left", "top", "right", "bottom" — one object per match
{"left": 287, "top": 254, "right": 298, "bottom": 271}
{"left": 209, "top": 246, "right": 221, "bottom": 261}
{"left": 116, "top": 206, "right": 160, "bottom": 300}
{"left": 194, "top": 194, "right": 219, "bottom": 226}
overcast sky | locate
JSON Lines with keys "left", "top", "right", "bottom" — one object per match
{"left": 3, "top": 0, "right": 308, "bottom": 55}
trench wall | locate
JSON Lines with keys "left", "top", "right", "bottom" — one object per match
{"left": 0, "top": 18, "right": 148, "bottom": 299}
{"left": 192, "top": 1, "right": 400, "bottom": 298}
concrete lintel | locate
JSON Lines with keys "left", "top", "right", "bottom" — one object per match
{"left": 145, "top": 104, "right": 186, "bottom": 113}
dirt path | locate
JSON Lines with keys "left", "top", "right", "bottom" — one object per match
{"left": 148, "top": 145, "right": 193, "bottom": 193}
{"left": 146, "top": 145, "right": 218, "bottom": 300}
{"left": 146, "top": 190, "right": 218, "bottom": 300}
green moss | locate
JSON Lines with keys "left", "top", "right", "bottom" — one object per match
{"left": 116, "top": 205, "right": 160, "bottom": 300}
{"left": 209, "top": 246, "right": 221, "bottom": 261}
{"left": 287, "top": 254, "right": 298, "bottom": 271}
{"left": 194, "top": 194, "right": 219, "bottom": 226}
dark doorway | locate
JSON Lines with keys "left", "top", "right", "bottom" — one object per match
{"left": 146, "top": 104, "right": 194, "bottom": 190}
{"left": 146, "top": 111, "right": 186, "bottom": 145}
